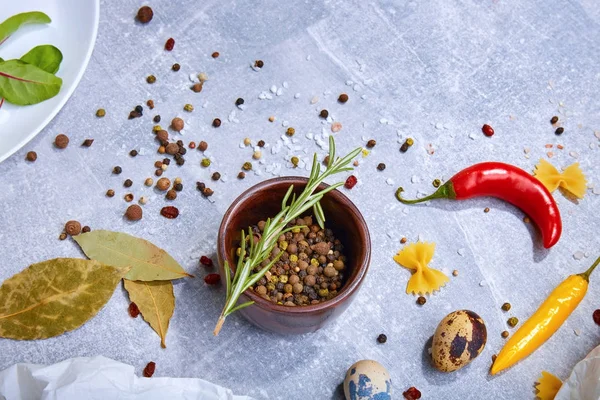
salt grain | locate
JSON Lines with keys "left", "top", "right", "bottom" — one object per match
{"left": 276, "top": 88, "right": 283, "bottom": 96}
{"left": 469, "top": 132, "right": 477, "bottom": 140}
{"left": 282, "top": 81, "right": 289, "bottom": 89}
{"left": 294, "top": 93, "right": 301, "bottom": 99}
{"left": 435, "top": 122, "right": 443, "bottom": 130}
{"left": 457, "top": 248, "right": 465, "bottom": 256}
{"left": 331, "top": 122, "right": 342, "bottom": 133}
{"left": 310, "top": 96, "right": 319, "bottom": 104}
{"left": 386, "top": 178, "right": 394, "bottom": 185}
{"left": 411, "top": 175, "right": 420, "bottom": 183}
{"left": 573, "top": 251, "right": 584, "bottom": 260}
{"left": 569, "top": 151, "right": 579, "bottom": 158}
{"left": 270, "top": 85, "right": 277, "bottom": 93}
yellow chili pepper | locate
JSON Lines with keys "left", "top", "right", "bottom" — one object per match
{"left": 491, "top": 255, "right": 599, "bottom": 375}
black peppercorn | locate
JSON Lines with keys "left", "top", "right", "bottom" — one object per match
{"left": 212, "top": 118, "right": 221, "bottom": 128}
{"left": 550, "top": 116, "right": 559, "bottom": 124}
{"left": 196, "top": 182, "right": 206, "bottom": 191}
{"left": 254, "top": 60, "right": 264, "bottom": 68}
{"left": 377, "top": 334, "right": 387, "bottom": 344}
{"left": 124, "top": 179, "right": 133, "bottom": 187}
{"left": 174, "top": 183, "right": 183, "bottom": 191}
{"left": 113, "top": 166, "right": 122, "bottom": 174}
{"left": 377, "top": 163, "right": 386, "bottom": 171}
{"left": 555, "top": 127, "right": 564, "bottom": 135}
{"left": 129, "top": 150, "right": 138, "bottom": 157}
{"left": 400, "top": 143, "right": 409, "bottom": 152}
{"left": 162, "top": 158, "right": 171, "bottom": 166}
{"left": 319, "top": 109, "right": 329, "bottom": 119}
{"left": 178, "top": 147, "right": 187, "bottom": 155}
{"left": 257, "top": 140, "right": 265, "bottom": 147}
{"left": 176, "top": 158, "right": 185, "bottom": 166}
{"left": 172, "top": 63, "right": 180, "bottom": 71}
{"left": 153, "top": 115, "right": 161, "bottom": 123}
{"left": 235, "top": 98, "right": 244, "bottom": 106}
{"left": 135, "top": 105, "right": 143, "bottom": 114}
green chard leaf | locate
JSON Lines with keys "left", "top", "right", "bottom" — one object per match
{"left": 0, "top": 12, "right": 51, "bottom": 45}
{"left": 0, "top": 60, "right": 62, "bottom": 105}
{"left": 124, "top": 279, "right": 175, "bottom": 348}
{"left": 20, "top": 45, "right": 62, "bottom": 74}
{"left": 74, "top": 230, "right": 193, "bottom": 281}
{"left": 0, "top": 258, "right": 128, "bottom": 340}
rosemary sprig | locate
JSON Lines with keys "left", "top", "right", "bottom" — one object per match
{"left": 214, "top": 136, "right": 361, "bottom": 335}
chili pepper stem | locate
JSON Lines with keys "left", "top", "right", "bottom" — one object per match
{"left": 579, "top": 255, "right": 600, "bottom": 282}
{"left": 396, "top": 182, "right": 456, "bottom": 204}
{"left": 213, "top": 315, "right": 225, "bottom": 336}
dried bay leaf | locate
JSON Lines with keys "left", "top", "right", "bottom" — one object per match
{"left": 0, "top": 258, "right": 127, "bottom": 340}
{"left": 123, "top": 279, "right": 174, "bottom": 348}
{"left": 74, "top": 230, "right": 193, "bottom": 281}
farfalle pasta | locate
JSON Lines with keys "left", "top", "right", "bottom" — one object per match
{"left": 535, "top": 371, "right": 562, "bottom": 400}
{"left": 534, "top": 159, "right": 587, "bottom": 199}
{"left": 393, "top": 242, "right": 449, "bottom": 295}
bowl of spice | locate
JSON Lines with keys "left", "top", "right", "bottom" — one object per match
{"left": 217, "top": 177, "right": 370, "bottom": 334}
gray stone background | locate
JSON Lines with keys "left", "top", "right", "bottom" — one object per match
{"left": 1, "top": 0, "right": 599, "bottom": 398}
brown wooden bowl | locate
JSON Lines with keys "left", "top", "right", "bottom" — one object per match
{"left": 217, "top": 177, "right": 371, "bottom": 335}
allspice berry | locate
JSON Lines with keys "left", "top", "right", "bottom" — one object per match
{"left": 171, "top": 117, "right": 184, "bottom": 132}
{"left": 26, "top": 151, "right": 37, "bottom": 162}
{"left": 54, "top": 134, "right": 69, "bottom": 149}
{"left": 156, "top": 130, "right": 168, "bottom": 142}
{"left": 65, "top": 220, "right": 82, "bottom": 236}
{"left": 166, "top": 189, "right": 177, "bottom": 200}
{"left": 165, "top": 143, "right": 179, "bottom": 155}
{"left": 125, "top": 204, "right": 143, "bottom": 221}
{"left": 136, "top": 6, "right": 153, "bottom": 23}
{"left": 198, "top": 141, "right": 208, "bottom": 151}
{"left": 156, "top": 177, "right": 171, "bottom": 191}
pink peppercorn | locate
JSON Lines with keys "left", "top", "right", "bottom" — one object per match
{"left": 200, "top": 256, "right": 213, "bottom": 267}
{"left": 204, "top": 273, "right": 220, "bottom": 285}
{"left": 482, "top": 124, "right": 494, "bottom": 137}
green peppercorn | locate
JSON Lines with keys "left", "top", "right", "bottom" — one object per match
{"left": 153, "top": 125, "right": 162, "bottom": 132}
{"left": 201, "top": 158, "right": 211, "bottom": 167}
{"left": 318, "top": 288, "right": 329, "bottom": 297}
{"left": 432, "top": 179, "right": 441, "bottom": 188}
{"left": 501, "top": 302, "right": 511, "bottom": 312}
{"left": 286, "top": 127, "right": 295, "bottom": 136}
{"left": 96, "top": 108, "right": 106, "bottom": 118}
{"left": 291, "top": 156, "right": 299, "bottom": 167}
{"left": 406, "top": 138, "right": 414, "bottom": 146}
{"left": 146, "top": 75, "right": 156, "bottom": 84}
{"left": 242, "top": 162, "right": 252, "bottom": 171}
{"left": 507, "top": 317, "right": 519, "bottom": 328}
{"left": 184, "top": 104, "right": 194, "bottom": 112}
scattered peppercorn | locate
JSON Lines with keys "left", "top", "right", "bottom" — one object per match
{"left": 212, "top": 172, "right": 221, "bottom": 181}
{"left": 291, "top": 156, "right": 299, "bottom": 167}
{"left": 344, "top": 175, "right": 357, "bottom": 189}
{"left": 65, "top": 220, "right": 81, "bottom": 236}
{"left": 96, "top": 108, "right": 106, "bottom": 118}
{"left": 432, "top": 179, "right": 441, "bottom": 188}
{"left": 147, "top": 100, "right": 155, "bottom": 109}
{"left": 204, "top": 273, "right": 221, "bottom": 285}
{"left": 377, "top": 334, "right": 387, "bottom": 344}
{"left": 406, "top": 138, "right": 414, "bottom": 146}
{"left": 237, "top": 171, "right": 246, "bottom": 179}
{"left": 128, "top": 302, "right": 140, "bottom": 318}
{"left": 403, "top": 387, "right": 422, "bottom": 400}
{"left": 257, "top": 140, "right": 265, "bottom": 147}
{"left": 164, "top": 37, "right": 175, "bottom": 51}
{"left": 235, "top": 98, "right": 245, "bottom": 106}
{"left": 106, "top": 189, "right": 115, "bottom": 197}
{"left": 400, "top": 142, "right": 409, "bottom": 152}
{"left": 452, "top": 269, "right": 459, "bottom": 276}
{"left": 125, "top": 204, "right": 143, "bottom": 221}
{"left": 124, "top": 193, "right": 134, "bottom": 202}
{"left": 482, "top": 124, "right": 495, "bottom": 137}
{"left": 191, "top": 83, "right": 203, "bottom": 93}
{"left": 212, "top": 118, "right": 221, "bottom": 128}
{"left": 550, "top": 116, "right": 559, "bottom": 124}
{"left": 54, "top": 134, "right": 69, "bottom": 149}
{"left": 136, "top": 6, "right": 153, "bottom": 23}
{"left": 156, "top": 178, "right": 171, "bottom": 191}
{"left": 153, "top": 116, "right": 161, "bottom": 124}
{"left": 211, "top": 51, "right": 220, "bottom": 58}
{"left": 416, "top": 296, "right": 426, "bottom": 305}
{"left": 26, "top": 151, "right": 37, "bottom": 162}
{"left": 593, "top": 309, "right": 600, "bottom": 326}
{"left": 200, "top": 256, "right": 213, "bottom": 267}
{"left": 129, "top": 150, "right": 138, "bottom": 157}
{"left": 286, "top": 127, "right": 295, "bottom": 136}
{"left": 183, "top": 104, "right": 194, "bottom": 112}
{"left": 366, "top": 139, "right": 376, "bottom": 148}
{"left": 319, "top": 109, "right": 329, "bottom": 119}
{"left": 82, "top": 139, "right": 94, "bottom": 147}
{"left": 501, "top": 302, "right": 511, "bottom": 311}
{"left": 242, "top": 162, "right": 252, "bottom": 171}
{"left": 146, "top": 75, "right": 156, "bottom": 84}
{"left": 171, "top": 118, "right": 184, "bottom": 131}
{"left": 188, "top": 141, "right": 196, "bottom": 149}
{"left": 82, "top": 226, "right": 91, "bottom": 233}
{"left": 202, "top": 187, "right": 214, "bottom": 197}
{"left": 555, "top": 127, "right": 564, "bottom": 135}
{"left": 254, "top": 60, "right": 264, "bottom": 68}
{"left": 124, "top": 179, "right": 133, "bottom": 188}
{"left": 338, "top": 93, "right": 349, "bottom": 103}
{"left": 143, "top": 361, "right": 156, "bottom": 378}
{"left": 128, "top": 110, "right": 141, "bottom": 119}
{"left": 201, "top": 158, "right": 211, "bottom": 167}
{"left": 59, "top": 232, "right": 67, "bottom": 240}
{"left": 160, "top": 206, "right": 179, "bottom": 219}
{"left": 166, "top": 189, "right": 177, "bottom": 200}
{"left": 484, "top": 207, "right": 490, "bottom": 213}
{"left": 196, "top": 182, "right": 206, "bottom": 191}
{"left": 501, "top": 330, "right": 509, "bottom": 339}
{"left": 113, "top": 166, "right": 122, "bottom": 174}
{"left": 163, "top": 158, "right": 171, "bottom": 165}
{"left": 198, "top": 141, "right": 208, "bottom": 151}
{"left": 507, "top": 317, "right": 519, "bottom": 328}
{"left": 171, "top": 63, "right": 180, "bottom": 71}
{"left": 155, "top": 168, "right": 163, "bottom": 176}
{"left": 174, "top": 183, "right": 183, "bottom": 191}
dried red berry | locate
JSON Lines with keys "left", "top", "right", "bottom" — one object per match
{"left": 200, "top": 256, "right": 214, "bottom": 267}
{"left": 482, "top": 124, "right": 494, "bottom": 137}
{"left": 344, "top": 175, "right": 357, "bottom": 189}
{"left": 128, "top": 302, "right": 140, "bottom": 318}
{"left": 593, "top": 309, "right": 600, "bottom": 326}
{"left": 160, "top": 206, "right": 179, "bottom": 219}
{"left": 143, "top": 361, "right": 156, "bottom": 378}
{"left": 403, "top": 387, "right": 422, "bottom": 400}
{"left": 204, "top": 273, "right": 221, "bottom": 285}
{"left": 165, "top": 38, "right": 175, "bottom": 51}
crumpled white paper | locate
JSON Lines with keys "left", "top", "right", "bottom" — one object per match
{"left": 555, "top": 344, "right": 600, "bottom": 400}
{"left": 0, "top": 356, "right": 255, "bottom": 400}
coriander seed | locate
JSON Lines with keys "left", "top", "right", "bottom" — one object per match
{"left": 96, "top": 108, "right": 106, "bottom": 118}
{"left": 106, "top": 189, "right": 115, "bottom": 197}
{"left": 156, "top": 177, "right": 171, "bottom": 191}
{"left": 501, "top": 302, "right": 511, "bottom": 312}
{"left": 139, "top": 196, "right": 148, "bottom": 205}
{"left": 158, "top": 146, "right": 166, "bottom": 154}
{"left": 243, "top": 137, "right": 251, "bottom": 146}
{"left": 145, "top": 178, "right": 153, "bottom": 186}
{"left": 253, "top": 150, "right": 262, "bottom": 160}
{"left": 146, "top": 75, "right": 156, "bottom": 84}
{"left": 286, "top": 127, "right": 295, "bottom": 136}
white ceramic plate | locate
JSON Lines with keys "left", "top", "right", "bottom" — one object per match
{"left": 0, "top": 0, "right": 99, "bottom": 163}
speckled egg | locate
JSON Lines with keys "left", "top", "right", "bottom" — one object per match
{"left": 343, "top": 359, "right": 392, "bottom": 400}
{"left": 431, "top": 310, "right": 487, "bottom": 372}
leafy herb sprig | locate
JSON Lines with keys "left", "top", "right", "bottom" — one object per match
{"left": 214, "top": 136, "right": 361, "bottom": 335}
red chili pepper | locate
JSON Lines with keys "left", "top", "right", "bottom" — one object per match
{"left": 395, "top": 162, "right": 562, "bottom": 248}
